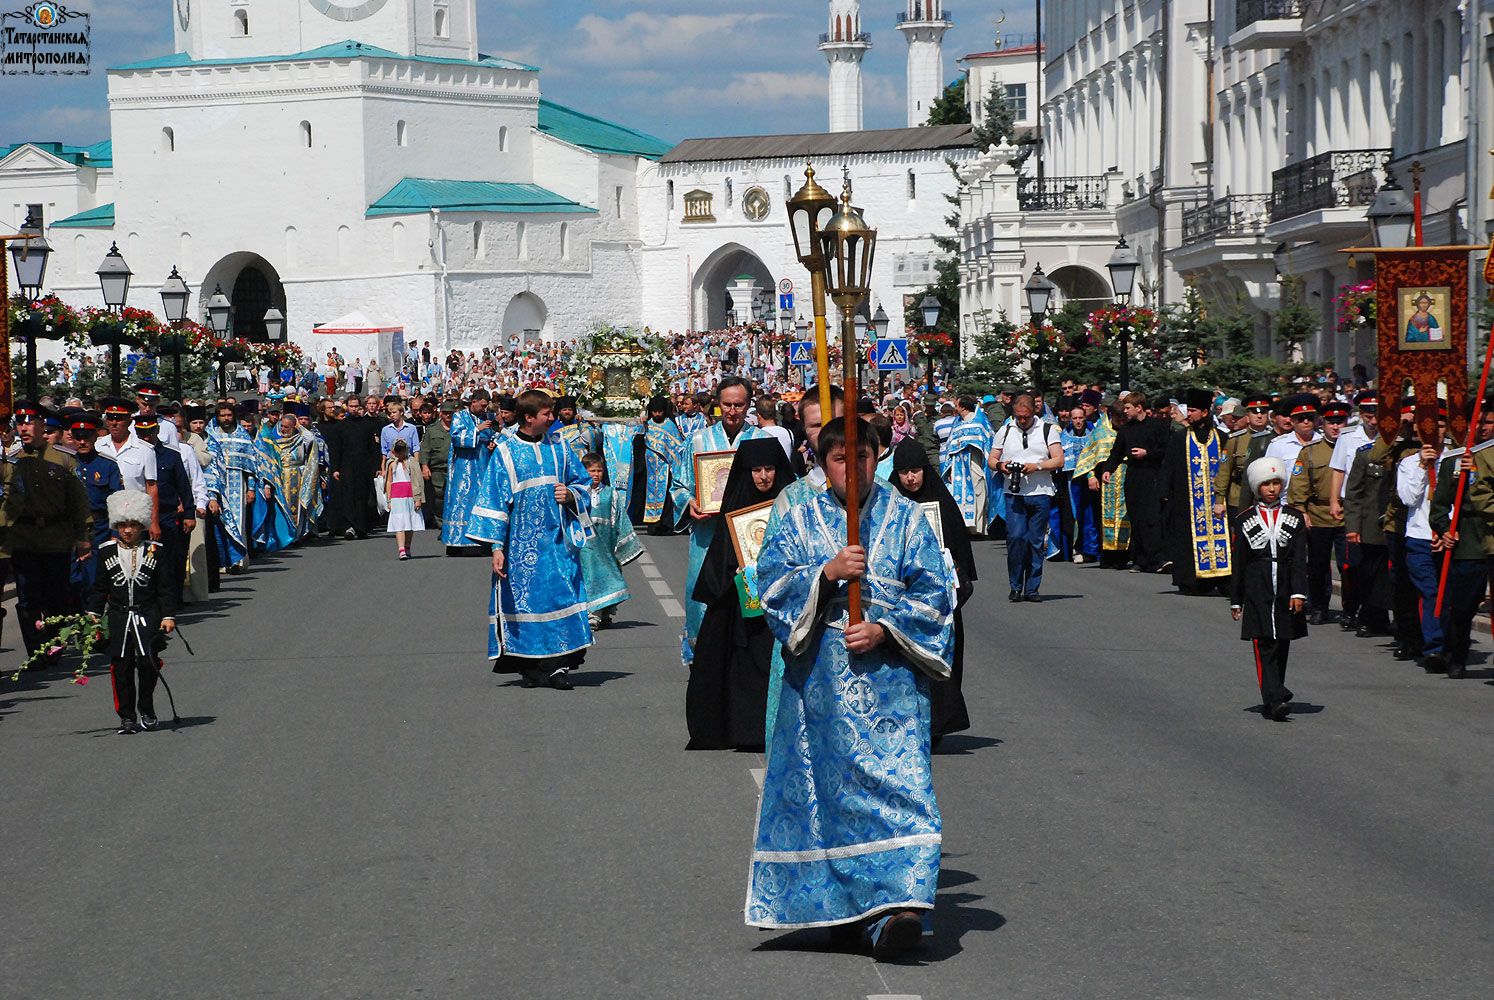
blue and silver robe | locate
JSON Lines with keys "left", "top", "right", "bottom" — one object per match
{"left": 466, "top": 433, "right": 595, "bottom": 661}
{"left": 642, "top": 418, "right": 684, "bottom": 525}
{"left": 580, "top": 483, "right": 643, "bottom": 613}
{"left": 676, "top": 412, "right": 707, "bottom": 440}
{"left": 253, "top": 427, "right": 321, "bottom": 551}
{"left": 941, "top": 413, "right": 995, "bottom": 534}
{"left": 601, "top": 422, "right": 641, "bottom": 514}
{"left": 555, "top": 419, "right": 602, "bottom": 466}
{"left": 441, "top": 408, "right": 495, "bottom": 547}
{"left": 747, "top": 482, "right": 954, "bottom": 929}
{"left": 205, "top": 424, "right": 257, "bottom": 570}
{"left": 671, "top": 421, "right": 765, "bottom": 667}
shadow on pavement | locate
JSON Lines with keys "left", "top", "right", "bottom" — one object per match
{"left": 934, "top": 734, "right": 1003, "bottom": 756}
{"left": 599, "top": 620, "right": 657, "bottom": 631}
{"left": 569, "top": 670, "right": 631, "bottom": 688}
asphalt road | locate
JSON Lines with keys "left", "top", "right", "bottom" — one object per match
{"left": 3, "top": 528, "right": 1492, "bottom": 999}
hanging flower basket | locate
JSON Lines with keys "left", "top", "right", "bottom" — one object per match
{"left": 1333, "top": 281, "right": 1376, "bottom": 332}
{"left": 87, "top": 319, "right": 138, "bottom": 348}
{"left": 214, "top": 345, "right": 244, "bottom": 364}
{"left": 157, "top": 333, "right": 189, "bottom": 355}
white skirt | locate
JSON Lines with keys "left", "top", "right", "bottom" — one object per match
{"left": 386, "top": 497, "right": 425, "bottom": 532}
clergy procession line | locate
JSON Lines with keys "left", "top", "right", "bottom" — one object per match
{"left": 4, "top": 362, "right": 1489, "bottom": 962}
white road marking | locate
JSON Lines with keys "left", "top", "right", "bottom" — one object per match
{"left": 641, "top": 563, "right": 662, "bottom": 580}
{"left": 648, "top": 579, "right": 673, "bottom": 597}
{"left": 637, "top": 550, "right": 654, "bottom": 564}
{"left": 659, "top": 598, "right": 684, "bottom": 619}
{"left": 749, "top": 767, "right": 765, "bottom": 791}
{"left": 868, "top": 995, "right": 922, "bottom": 1000}
{"left": 637, "top": 543, "right": 683, "bottom": 618}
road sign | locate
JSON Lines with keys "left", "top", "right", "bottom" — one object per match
{"left": 778, "top": 278, "right": 794, "bottom": 295}
{"left": 779, "top": 293, "right": 794, "bottom": 311}
{"left": 788, "top": 341, "right": 815, "bottom": 366}
{"left": 874, "top": 338, "right": 909, "bottom": 371}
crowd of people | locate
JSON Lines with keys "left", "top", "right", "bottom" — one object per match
{"left": 6, "top": 340, "right": 1486, "bottom": 960}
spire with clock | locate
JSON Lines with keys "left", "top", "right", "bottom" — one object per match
{"left": 174, "top": 0, "right": 476, "bottom": 62}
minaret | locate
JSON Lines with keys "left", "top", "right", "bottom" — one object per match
{"left": 820, "top": 0, "right": 871, "bottom": 133}
{"left": 898, "top": 0, "right": 953, "bottom": 127}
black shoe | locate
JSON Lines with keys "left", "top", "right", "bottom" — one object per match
{"left": 868, "top": 910, "right": 923, "bottom": 960}
{"left": 1268, "top": 701, "right": 1292, "bottom": 721}
{"left": 1339, "top": 614, "right": 1359, "bottom": 631}
{"left": 1008, "top": 590, "right": 1021, "bottom": 603}
{"left": 343, "top": 528, "right": 356, "bottom": 540}
{"left": 1157, "top": 561, "right": 1173, "bottom": 574}
{"left": 1420, "top": 654, "right": 1448, "bottom": 674}
{"left": 1355, "top": 624, "right": 1382, "bottom": 638}
{"left": 139, "top": 715, "right": 159, "bottom": 731}
{"left": 548, "top": 669, "right": 574, "bottom": 691}
{"left": 1446, "top": 662, "right": 1467, "bottom": 679}
{"left": 518, "top": 674, "right": 540, "bottom": 688}
{"left": 1023, "top": 593, "right": 1041, "bottom": 603}
{"left": 1393, "top": 645, "right": 1419, "bottom": 661}
{"left": 117, "top": 718, "right": 138, "bottom": 735}
{"left": 1306, "top": 609, "right": 1325, "bottom": 626}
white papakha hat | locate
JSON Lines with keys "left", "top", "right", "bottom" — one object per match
{"left": 107, "top": 489, "right": 153, "bottom": 527}
{"left": 1247, "top": 457, "right": 1289, "bottom": 494}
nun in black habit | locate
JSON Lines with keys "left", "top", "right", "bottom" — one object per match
{"left": 686, "top": 438, "right": 796, "bottom": 751}
{"left": 892, "top": 438, "right": 976, "bottom": 743}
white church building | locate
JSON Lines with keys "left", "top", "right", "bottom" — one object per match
{"left": 2, "top": 0, "right": 970, "bottom": 357}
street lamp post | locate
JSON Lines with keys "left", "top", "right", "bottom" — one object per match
{"left": 871, "top": 303, "right": 889, "bottom": 396}
{"left": 817, "top": 175, "right": 878, "bottom": 627}
{"left": 1024, "top": 264, "right": 1055, "bottom": 400}
{"left": 853, "top": 311, "right": 868, "bottom": 390}
{"left": 206, "top": 284, "right": 233, "bottom": 395}
{"left": 1366, "top": 173, "right": 1415, "bottom": 249}
{"left": 1106, "top": 236, "right": 1140, "bottom": 389}
{"left": 96, "top": 242, "right": 134, "bottom": 396}
{"left": 918, "top": 294, "right": 941, "bottom": 392}
{"left": 795, "top": 313, "right": 811, "bottom": 388}
{"left": 7, "top": 211, "right": 53, "bottom": 400}
{"left": 159, "top": 265, "right": 191, "bottom": 401}
{"left": 785, "top": 163, "right": 839, "bottom": 419}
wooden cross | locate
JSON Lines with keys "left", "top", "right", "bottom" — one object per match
{"left": 1408, "top": 159, "right": 1424, "bottom": 193}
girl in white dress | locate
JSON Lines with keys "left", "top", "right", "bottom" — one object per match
{"left": 382, "top": 439, "right": 425, "bottom": 560}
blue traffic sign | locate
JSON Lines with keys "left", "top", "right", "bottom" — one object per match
{"left": 874, "top": 338, "right": 909, "bottom": 371}
{"left": 779, "top": 293, "right": 794, "bottom": 311}
{"left": 788, "top": 341, "right": 815, "bottom": 366}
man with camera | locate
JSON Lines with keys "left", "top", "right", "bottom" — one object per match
{"left": 990, "top": 394, "right": 1065, "bottom": 602}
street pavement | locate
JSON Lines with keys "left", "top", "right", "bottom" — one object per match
{"left": 3, "top": 529, "right": 1493, "bottom": 999}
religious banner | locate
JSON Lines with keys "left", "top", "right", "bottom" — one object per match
{"left": 1187, "top": 431, "right": 1232, "bottom": 578}
{"left": 0, "top": 248, "right": 11, "bottom": 423}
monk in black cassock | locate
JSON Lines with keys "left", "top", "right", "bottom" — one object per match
{"left": 1160, "top": 387, "right": 1229, "bottom": 595}
{"left": 1099, "top": 392, "right": 1171, "bottom": 573}
{"left": 323, "top": 398, "right": 380, "bottom": 539}
{"left": 686, "top": 438, "right": 794, "bottom": 750}
{"left": 892, "top": 439, "right": 976, "bottom": 743}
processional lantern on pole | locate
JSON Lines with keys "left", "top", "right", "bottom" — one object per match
{"left": 5, "top": 210, "right": 54, "bottom": 405}
{"left": 785, "top": 162, "right": 838, "bottom": 422}
{"left": 816, "top": 173, "right": 879, "bottom": 627}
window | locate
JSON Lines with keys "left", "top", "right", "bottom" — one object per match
{"left": 559, "top": 223, "right": 570, "bottom": 260}
{"left": 473, "top": 221, "right": 485, "bottom": 258}
{"left": 396, "top": 120, "right": 407, "bottom": 146}
{"left": 516, "top": 222, "right": 528, "bottom": 260}
{"left": 498, "top": 125, "right": 509, "bottom": 152}
{"left": 614, "top": 185, "right": 623, "bottom": 218}
{"left": 1004, "top": 84, "right": 1028, "bottom": 121}
{"left": 682, "top": 189, "right": 715, "bottom": 223}
{"left": 299, "top": 120, "right": 312, "bottom": 148}
{"left": 667, "top": 179, "right": 675, "bottom": 210}
{"left": 233, "top": 9, "right": 248, "bottom": 36}
{"left": 907, "top": 170, "right": 916, "bottom": 201}
{"left": 725, "top": 178, "right": 733, "bottom": 209}
{"left": 161, "top": 127, "right": 175, "bottom": 153}
{"left": 434, "top": 6, "right": 448, "bottom": 38}
{"left": 784, "top": 175, "right": 792, "bottom": 199}
{"left": 26, "top": 203, "right": 43, "bottom": 228}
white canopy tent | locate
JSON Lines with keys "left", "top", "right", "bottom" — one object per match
{"left": 297, "top": 311, "right": 406, "bottom": 376}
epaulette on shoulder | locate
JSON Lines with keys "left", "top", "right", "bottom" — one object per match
{"left": 1442, "top": 447, "right": 1467, "bottom": 459}
{"left": 1228, "top": 428, "right": 1247, "bottom": 439}
{"left": 1356, "top": 441, "right": 1374, "bottom": 452}
{"left": 1472, "top": 438, "right": 1494, "bottom": 454}
{"left": 1252, "top": 430, "right": 1273, "bottom": 439}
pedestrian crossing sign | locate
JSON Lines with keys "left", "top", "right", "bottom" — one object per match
{"left": 874, "top": 338, "right": 909, "bottom": 371}
{"left": 788, "top": 341, "right": 815, "bottom": 366}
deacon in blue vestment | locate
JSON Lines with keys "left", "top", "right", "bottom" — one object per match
{"left": 553, "top": 396, "right": 601, "bottom": 464}
{"left": 600, "top": 421, "right": 640, "bottom": 515}
{"left": 746, "top": 416, "right": 954, "bottom": 959}
{"left": 941, "top": 395, "right": 996, "bottom": 536}
{"left": 670, "top": 377, "right": 764, "bottom": 668}
{"left": 630, "top": 397, "right": 684, "bottom": 533}
{"left": 205, "top": 402, "right": 258, "bottom": 572}
{"left": 578, "top": 451, "right": 643, "bottom": 628}
{"left": 254, "top": 413, "right": 322, "bottom": 551}
{"left": 466, "top": 390, "right": 595, "bottom": 690}
{"left": 441, "top": 390, "right": 496, "bottom": 549}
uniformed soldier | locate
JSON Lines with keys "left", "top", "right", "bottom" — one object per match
{"left": 67, "top": 411, "right": 124, "bottom": 599}
{"left": 134, "top": 381, "right": 180, "bottom": 446}
{"left": 1, "top": 401, "right": 92, "bottom": 667}
{"left": 421, "top": 399, "right": 455, "bottom": 528}
{"left": 1289, "top": 400, "right": 1351, "bottom": 624}
{"left": 1342, "top": 424, "right": 1396, "bottom": 638}
{"left": 1430, "top": 397, "right": 1494, "bottom": 679}
{"left": 1213, "top": 392, "right": 1274, "bottom": 516}
{"left": 134, "top": 412, "right": 194, "bottom": 606}
{"left": 1382, "top": 399, "right": 1429, "bottom": 661}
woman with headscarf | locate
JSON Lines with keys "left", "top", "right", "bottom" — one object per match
{"left": 892, "top": 437, "right": 976, "bottom": 742}
{"left": 686, "top": 437, "right": 796, "bottom": 750}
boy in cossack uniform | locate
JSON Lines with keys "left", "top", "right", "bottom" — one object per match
{"left": 88, "top": 490, "right": 177, "bottom": 734}
{"left": 1230, "top": 457, "right": 1309, "bottom": 721}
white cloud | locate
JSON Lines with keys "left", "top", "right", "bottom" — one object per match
{"left": 572, "top": 12, "right": 775, "bottom": 67}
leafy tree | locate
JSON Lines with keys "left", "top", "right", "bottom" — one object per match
{"left": 1272, "top": 275, "right": 1320, "bottom": 356}
{"left": 924, "top": 78, "right": 971, "bottom": 127}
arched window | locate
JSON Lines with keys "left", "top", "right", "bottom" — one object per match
{"left": 667, "top": 179, "right": 675, "bottom": 210}
{"left": 907, "top": 170, "right": 916, "bottom": 201}
{"left": 285, "top": 226, "right": 299, "bottom": 269}
{"left": 299, "top": 120, "right": 312, "bottom": 148}
{"left": 434, "top": 7, "right": 448, "bottom": 38}
{"left": 559, "top": 223, "right": 570, "bottom": 260}
{"left": 336, "top": 225, "right": 351, "bottom": 266}
{"left": 516, "top": 222, "right": 528, "bottom": 260}
{"left": 725, "top": 178, "right": 733, "bottom": 209}
{"left": 473, "top": 220, "right": 485, "bottom": 259}
{"left": 784, "top": 175, "right": 792, "bottom": 199}
{"left": 396, "top": 120, "right": 407, "bottom": 146}
{"left": 233, "top": 9, "right": 248, "bottom": 36}
{"left": 161, "top": 127, "right": 175, "bottom": 153}
{"left": 499, "top": 125, "right": 509, "bottom": 152}
{"left": 391, "top": 221, "right": 406, "bottom": 259}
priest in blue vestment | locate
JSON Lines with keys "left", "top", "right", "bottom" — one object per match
{"left": 205, "top": 401, "right": 257, "bottom": 573}
{"left": 629, "top": 397, "right": 684, "bottom": 534}
{"left": 254, "top": 411, "right": 322, "bottom": 551}
{"left": 466, "top": 389, "right": 595, "bottom": 690}
{"left": 941, "top": 395, "right": 996, "bottom": 536}
{"left": 441, "top": 390, "right": 496, "bottom": 551}
{"left": 670, "top": 377, "right": 764, "bottom": 668}
{"left": 747, "top": 416, "right": 954, "bottom": 959}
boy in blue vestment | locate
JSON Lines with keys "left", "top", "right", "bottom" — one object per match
{"left": 579, "top": 452, "right": 642, "bottom": 630}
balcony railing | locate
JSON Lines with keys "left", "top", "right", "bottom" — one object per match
{"left": 1236, "top": 0, "right": 1304, "bottom": 28}
{"left": 1018, "top": 174, "right": 1108, "bottom": 212}
{"left": 1269, "top": 149, "right": 1391, "bottom": 222}
{"left": 819, "top": 31, "right": 872, "bottom": 44}
{"left": 1182, "top": 193, "right": 1272, "bottom": 243}
{"left": 897, "top": 7, "right": 954, "bottom": 24}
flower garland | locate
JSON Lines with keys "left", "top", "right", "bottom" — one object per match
{"left": 1084, "top": 305, "right": 1158, "bottom": 346}
{"left": 6, "top": 293, "right": 80, "bottom": 339}
{"left": 1333, "top": 281, "right": 1376, "bottom": 332}
{"left": 558, "top": 323, "right": 672, "bottom": 415}
{"left": 8, "top": 613, "right": 105, "bottom": 684}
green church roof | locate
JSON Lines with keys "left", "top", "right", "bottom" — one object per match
{"left": 537, "top": 100, "right": 672, "bottom": 160}
{"left": 367, "top": 179, "right": 597, "bottom": 217}
{"left": 0, "top": 139, "right": 111, "bottom": 168}
{"left": 112, "top": 40, "right": 538, "bottom": 73}
{"left": 52, "top": 203, "right": 116, "bottom": 228}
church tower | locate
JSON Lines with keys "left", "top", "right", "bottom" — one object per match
{"left": 819, "top": 0, "right": 870, "bottom": 133}
{"left": 897, "top": 0, "right": 952, "bottom": 127}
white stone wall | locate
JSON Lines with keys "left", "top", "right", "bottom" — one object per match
{"left": 0, "top": 151, "right": 107, "bottom": 234}
{"left": 964, "top": 49, "right": 1041, "bottom": 132}
{"left": 900, "top": 1, "right": 951, "bottom": 128}
{"left": 177, "top": 0, "right": 478, "bottom": 62}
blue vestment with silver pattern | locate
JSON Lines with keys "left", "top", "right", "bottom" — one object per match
{"left": 941, "top": 413, "right": 995, "bottom": 532}
{"left": 642, "top": 418, "right": 685, "bottom": 525}
{"left": 601, "top": 423, "right": 640, "bottom": 514}
{"left": 580, "top": 483, "right": 643, "bottom": 612}
{"left": 746, "top": 482, "right": 953, "bottom": 929}
{"left": 206, "top": 424, "right": 257, "bottom": 570}
{"left": 466, "top": 433, "right": 594, "bottom": 660}
{"left": 442, "top": 408, "right": 494, "bottom": 546}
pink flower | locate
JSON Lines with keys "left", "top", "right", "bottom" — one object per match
{"left": 34, "top": 619, "right": 45, "bottom": 630}
{"left": 46, "top": 646, "right": 63, "bottom": 656}
{"left": 72, "top": 675, "right": 89, "bottom": 686}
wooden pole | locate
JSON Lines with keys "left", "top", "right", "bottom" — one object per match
{"left": 1434, "top": 306, "right": 1494, "bottom": 615}
{"left": 838, "top": 302, "right": 862, "bottom": 626}
{"left": 810, "top": 270, "right": 831, "bottom": 421}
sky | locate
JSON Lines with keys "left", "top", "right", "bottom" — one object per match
{"left": 0, "top": 0, "right": 1038, "bottom": 148}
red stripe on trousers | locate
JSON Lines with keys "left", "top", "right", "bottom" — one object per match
{"left": 109, "top": 662, "right": 121, "bottom": 714}
{"left": 1252, "top": 639, "right": 1263, "bottom": 689}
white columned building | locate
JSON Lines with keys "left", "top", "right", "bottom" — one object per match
{"left": 821, "top": 0, "right": 871, "bottom": 133}
{"left": 897, "top": 0, "right": 953, "bottom": 127}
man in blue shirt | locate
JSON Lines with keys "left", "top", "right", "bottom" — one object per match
{"left": 68, "top": 410, "right": 124, "bottom": 597}
{"left": 379, "top": 397, "right": 421, "bottom": 459}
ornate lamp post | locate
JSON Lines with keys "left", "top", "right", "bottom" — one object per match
{"left": 816, "top": 175, "right": 878, "bottom": 626}
{"left": 1024, "top": 264, "right": 1055, "bottom": 399}
{"left": 159, "top": 265, "right": 191, "bottom": 401}
{"left": 205, "top": 284, "right": 234, "bottom": 396}
{"left": 785, "top": 163, "right": 838, "bottom": 419}
{"left": 795, "top": 313, "right": 811, "bottom": 388}
{"left": 95, "top": 242, "right": 134, "bottom": 396}
{"left": 1366, "top": 174, "right": 1415, "bottom": 249}
{"left": 263, "top": 306, "right": 286, "bottom": 385}
{"left": 918, "top": 294, "right": 941, "bottom": 392}
{"left": 7, "top": 211, "right": 54, "bottom": 400}
{"left": 1106, "top": 236, "right": 1140, "bottom": 389}
{"left": 871, "top": 303, "right": 890, "bottom": 396}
